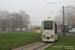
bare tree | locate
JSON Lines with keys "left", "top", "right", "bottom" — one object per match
{"left": 54, "top": 10, "right": 63, "bottom": 26}
{"left": 64, "top": 6, "right": 75, "bottom": 26}
{"left": 0, "top": 10, "right": 10, "bottom": 31}
{"left": 8, "top": 13, "right": 21, "bottom": 31}
{"left": 70, "top": 15, "right": 75, "bottom": 25}
{"left": 19, "top": 11, "right": 30, "bottom": 31}
{"left": 54, "top": 15, "right": 63, "bottom": 26}
{"left": 55, "top": 6, "right": 75, "bottom": 26}
{"left": 0, "top": 10, "right": 30, "bottom": 31}
{"left": 64, "top": 6, "right": 75, "bottom": 31}
{"left": 54, "top": 6, "right": 75, "bottom": 32}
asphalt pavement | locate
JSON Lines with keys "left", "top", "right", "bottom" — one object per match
{"left": 58, "top": 32, "right": 75, "bottom": 36}
{"left": 0, "top": 31, "right": 5, "bottom": 33}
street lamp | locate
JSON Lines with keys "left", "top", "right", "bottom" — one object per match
{"left": 30, "top": 21, "right": 33, "bottom": 29}
{"left": 29, "top": 21, "right": 33, "bottom": 32}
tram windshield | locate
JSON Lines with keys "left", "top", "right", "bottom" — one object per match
{"left": 44, "top": 21, "right": 53, "bottom": 30}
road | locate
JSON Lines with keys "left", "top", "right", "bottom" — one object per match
{"left": 0, "top": 31, "right": 5, "bottom": 33}
{"left": 12, "top": 41, "right": 53, "bottom": 50}
{"left": 58, "top": 32, "right": 75, "bottom": 36}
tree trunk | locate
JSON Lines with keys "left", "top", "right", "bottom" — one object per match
{"left": 13, "top": 28, "right": 14, "bottom": 31}
{"left": 1, "top": 26, "right": 6, "bottom": 31}
{"left": 2, "top": 28, "right": 5, "bottom": 31}
{"left": 20, "top": 19, "right": 22, "bottom": 32}
{"left": 67, "top": 23, "right": 69, "bottom": 32}
{"left": 12, "top": 25, "right": 15, "bottom": 31}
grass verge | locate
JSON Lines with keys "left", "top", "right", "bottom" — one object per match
{"left": 45, "top": 35, "right": 75, "bottom": 50}
{"left": 0, "top": 32, "right": 41, "bottom": 50}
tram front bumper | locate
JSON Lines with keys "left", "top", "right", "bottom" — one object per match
{"left": 43, "top": 39, "right": 54, "bottom": 42}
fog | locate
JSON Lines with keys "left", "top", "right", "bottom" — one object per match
{"left": 0, "top": 0, "right": 75, "bottom": 26}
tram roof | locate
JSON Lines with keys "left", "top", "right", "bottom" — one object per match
{"left": 43, "top": 18, "right": 56, "bottom": 21}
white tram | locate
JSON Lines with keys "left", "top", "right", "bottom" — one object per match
{"left": 34, "top": 26, "right": 41, "bottom": 33}
{"left": 41, "top": 18, "right": 58, "bottom": 42}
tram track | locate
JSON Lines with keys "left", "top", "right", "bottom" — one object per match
{"left": 19, "top": 41, "right": 43, "bottom": 50}
{"left": 12, "top": 41, "right": 53, "bottom": 50}
{"left": 33, "top": 43, "right": 49, "bottom": 50}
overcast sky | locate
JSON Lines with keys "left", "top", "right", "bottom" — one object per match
{"left": 0, "top": 0, "right": 75, "bottom": 26}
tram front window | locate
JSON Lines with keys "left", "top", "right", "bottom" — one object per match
{"left": 44, "top": 21, "right": 53, "bottom": 30}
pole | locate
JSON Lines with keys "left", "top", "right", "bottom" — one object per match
{"left": 31, "top": 22, "right": 33, "bottom": 32}
{"left": 63, "top": 6, "right": 65, "bottom": 36}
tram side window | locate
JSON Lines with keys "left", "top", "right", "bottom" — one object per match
{"left": 36, "top": 27, "right": 40, "bottom": 30}
{"left": 55, "top": 23, "right": 57, "bottom": 34}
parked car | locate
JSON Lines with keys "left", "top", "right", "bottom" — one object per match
{"left": 57, "top": 29, "right": 63, "bottom": 32}
{"left": 69, "top": 28, "right": 75, "bottom": 33}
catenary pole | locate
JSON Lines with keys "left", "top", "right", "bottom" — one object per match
{"left": 63, "top": 6, "right": 65, "bottom": 36}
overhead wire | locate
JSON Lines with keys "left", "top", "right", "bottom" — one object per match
{"left": 47, "top": 1, "right": 75, "bottom": 4}
{"left": 44, "top": 0, "right": 53, "bottom": 16}
{"left": 44, "top": 0, "right": 75, "bottom": 17}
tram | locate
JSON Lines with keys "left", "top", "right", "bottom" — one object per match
{"left": 41, "top": 18, "right": 58, "bottom": 42}
{"left": 34, "top": 26, "right": 41, "bottom": 33}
